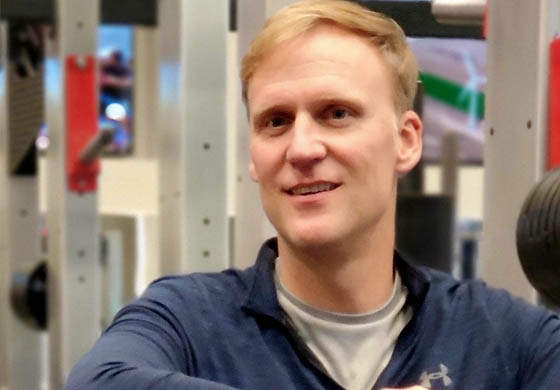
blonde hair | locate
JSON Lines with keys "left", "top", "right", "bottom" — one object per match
{"left": 241, "top": 0, "right": 418, "bottom": 113}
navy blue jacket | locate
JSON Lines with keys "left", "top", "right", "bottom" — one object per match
{"left": 66, "top": 238, "right": 560, "bottom": 389}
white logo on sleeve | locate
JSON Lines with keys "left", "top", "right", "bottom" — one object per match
{"left": 420, "top": 364, "right": 452, "bottom": 388}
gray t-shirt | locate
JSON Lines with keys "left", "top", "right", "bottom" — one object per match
{"left": 276, "top": 266, "right": 412, "bottom": 390}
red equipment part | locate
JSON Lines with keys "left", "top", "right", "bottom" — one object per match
{"left": 65, "top": 55, "right": 99, "bottom": 193}
{"left": 549, "top": 38, "right": 560, "bottom": 169}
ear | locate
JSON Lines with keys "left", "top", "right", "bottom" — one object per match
{"left": 395, "top": 110, "right": 423, "bottom": 176}
{"left": 249, "top": 158, "right": 259, "bottom": 182}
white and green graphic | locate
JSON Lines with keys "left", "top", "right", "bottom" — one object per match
{"left": 409, "top": 38, "right": 486, "bottom": 163}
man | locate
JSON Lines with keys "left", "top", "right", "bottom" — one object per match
{"left": 67, "top": 1, "right": 560, "bottom": 389}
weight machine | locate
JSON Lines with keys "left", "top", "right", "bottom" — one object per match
{"left": 1, "top": 0, "right": 230, "bottom": 388}
{"left": 0, "top": 0, "right": 108, "bottom": 386}
{"left": 0, "top": 0, "right": 228, "bottom": 390}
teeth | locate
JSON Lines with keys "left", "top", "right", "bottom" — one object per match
{"left": 292, "top": 183, "right": 337, "bottom": 195}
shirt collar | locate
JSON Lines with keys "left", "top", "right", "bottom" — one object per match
{"left": 241, "top": 238, "right": 431, "bottom": 319}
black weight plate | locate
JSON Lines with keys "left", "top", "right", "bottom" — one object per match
{"left": 517, "top": 168, "right": 560, "bottom": 304}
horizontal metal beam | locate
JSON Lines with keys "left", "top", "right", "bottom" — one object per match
{"left": 432, "top": 0, "right": 485, "bottom": 26}
{"left": 0, "top": 0, "right": 157, "bottom": 25}
{"left": 0, "top": 0, "right": 53, "bottom": 22}
{"left": 357, "top": 0, "right": 483, "bottom": 39}
{"left": 101, "top": 0, "right": 157, "bottom": 26}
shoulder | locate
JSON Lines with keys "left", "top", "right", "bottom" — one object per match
{"left": 402, "top": 267, "right": 560, "bottom": 386}
{"left": 425, "top": 268, "right": 541, "bottom": 315}
{"left": 145, "top": 267, "right": 254, "bottom": 299}
{"left": 422, "top": 267, "right": 560, "bottom": 345}
{"left": 141, "top": 266, "right": 255, "bottom": 309}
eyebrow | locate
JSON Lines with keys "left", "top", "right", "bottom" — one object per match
{"left": 251, "top": 94, "right": 365, "bottom": 123}
{"left": 251, "top": 104, "right": 294, "bottom": 125}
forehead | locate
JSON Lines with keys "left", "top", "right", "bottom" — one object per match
{"left": 247, "top": 24, "right": 393, "bottom": 111}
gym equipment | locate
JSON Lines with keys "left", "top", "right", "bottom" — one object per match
{"left": 10, "top": 260, "right": 47, "bottom": 330}
{"left": 157, "top": 0, "right": 229, "bottom": 275}
{"left": 516, "top": 168, "right": 560, "bottom": 305}
{"left": 0, "top": 21, "right": 46, "bottom": 390}
{"left": 431, "top": 0, "right": 485, "bottom": 26}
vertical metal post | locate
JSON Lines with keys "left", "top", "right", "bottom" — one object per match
{"left": 158, "top": 0, "right": 228, "bottom": 274}
{"left": 481, "top": 0, "right": 560, "bottom": 300}
{"left": 0, "top": 23, "right": 8, "bottom": 390}
{"left": 0, "top": 22, "right": 46, "bottom": 390}
{"left": 0, "top": 22, "right": 9, "bottom": 390}
{"left": 46, "top": 0, "right": 101, "bottom": 387}
{"left": 441, "top": 132, "right": 458, "bottom": 198}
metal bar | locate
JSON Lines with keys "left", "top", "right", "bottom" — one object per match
{"left": 357, "top": 0, "right": 484, "bottom": 39}
{"left": 158, "top": 0, "right": 229, "bottom": 275}
{"left": 100, "top": 0, "right": 157, "bottom": 26}
{"left": 46, "top": 0, "right": 102, "bottom": 387}
{"left": 441, "top": 132, "right": 459, "bottom": 198}
{"left": 480, "top": 0, "right": 560, "bottom": 301}
{"left": 1, "top": 0, "right": 157, "bottom": 26}
{"left": 0, "top": 0, "right": 53, "bottom": 23}
{"left": 0, "top": 22, "right": 10, "bottom": 390}
{"left": 229, "top": 0, "right": 237, "bottom": 32}
{"left": 0, "top": 21, "right": 46, "bottom": 390}
{"left": 431, "top": 0, "right": 485, "bottom": 26}
{"left": 79, "top": 128, "right": 114, "bottom": 164}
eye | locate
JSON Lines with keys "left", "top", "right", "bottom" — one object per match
{"left": 256, "top": 113, "right": 293, "bottom": 136}
{"left": 267, "top": 116, "right": 288, "bottom": 128}
{"left": 322, "top": 105, "right": 355, "bottom": 126}
{"left": 330, "top": 107, "right": 349, "bottom": 120}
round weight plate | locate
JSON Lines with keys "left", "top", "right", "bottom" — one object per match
{"left": 516, "top": 168, "right": 560, "bottom": 304}
{"left": 10, "top": 261, "right": 48, "bottom": 330}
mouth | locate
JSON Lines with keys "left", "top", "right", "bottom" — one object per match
{"left": 287, "top": 182, "right": 341, "bottom": 196}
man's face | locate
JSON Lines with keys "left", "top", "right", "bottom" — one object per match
{"left": 247, "top": 24, "right": 421, "bottom": 251}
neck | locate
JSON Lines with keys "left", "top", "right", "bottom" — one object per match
{"left": 277, "top": 212, "right": 396, "bottom": 314}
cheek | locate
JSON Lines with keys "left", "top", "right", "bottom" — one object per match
{"left": 350, "top": 132, "right": 398, "bottom": 189}
{"left": 250, "top": 141, "right": 282, "bottom": 185}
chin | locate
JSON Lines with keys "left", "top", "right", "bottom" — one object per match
{"left": 280, "top": 223, "right": 344, "bottom": 252}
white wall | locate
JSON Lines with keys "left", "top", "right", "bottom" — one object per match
{"left": 39, "top": 157, "right": 159, "bottom": 216}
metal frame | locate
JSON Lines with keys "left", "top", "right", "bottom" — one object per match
{"left": 357, "top": 1, "right": 483, "bottom": 39}
{"left": 101, "top": 0, "right": 157, "bottom": 26}
{"left": 45, "top": 0, "right": 102, "bottom": 387}
{"left": 158, "top": 0, "right": 229, "bottom": 275}
{"left": 480, "top": 0, "right": 560, "bottom": 301}
{"left": 0, "top": 0, "right": 157, "bottom": 26}
{"left": 0, "top": 25, "right": 7, "bottom": 390}
{"left": 0, "top": 21, "right": 46, "bottom": 390}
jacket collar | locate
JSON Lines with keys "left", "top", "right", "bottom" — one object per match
{"left": 241, "top": 238, "right": 285, "bottom": 320}
{"left": 241, "top": 237, "right": 431, "bottom": 319}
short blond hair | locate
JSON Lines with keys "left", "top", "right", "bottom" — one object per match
{"left": 241, "top": 0, "right": 418, "bottom": 113}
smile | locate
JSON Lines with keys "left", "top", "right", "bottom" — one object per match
{"left": 287, "top": 182, "right": 340, "bottom": 196}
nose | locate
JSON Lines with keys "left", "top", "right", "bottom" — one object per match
{"left": 285, "top": 116, "right": 327, "bottom": 169}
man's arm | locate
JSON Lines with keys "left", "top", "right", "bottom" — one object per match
{"left": 65, "top": 326, "right": 240, "bottom": 390}
{"left": 65, "top": 280, "right": 241, "bottom": 390}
